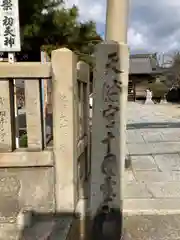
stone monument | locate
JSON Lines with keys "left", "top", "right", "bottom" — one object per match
{"left": 90, "top": 41, "right": 129, "bottom": 239}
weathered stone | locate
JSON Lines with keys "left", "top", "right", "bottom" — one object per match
{"left": 0, "top": 176, "right": 21, "bottom": 223}
{"left": 90, "top": 42, "right": 129, "bottom": 217}
{"left": 126, "top": 131, "right": 144, "bottom": 143}
{"left": 148, "top": 182, "right": 180, "bottom": 198}
{"left": 0, "top": 197, "right": 20, "bottom": 223}
{"left": 0, "top": 223, "right": 19, "bottom": 240}
{"left": 128, "top": 142, "right": 180, "bottom": 155}
{"left": 125, "top": 155, "right": 132, "bottom": 169}
{"left": 127, "top": 143, "right": 153, "bottom": 155}
{"left": 161, "top": 129, "right": 180, "bottom": 142}
{"left": 25, "top": 79, "right": 44, "bottom": 149}
{"left": 141, "top": 130, "right": 163, "bottom": 142}
{"left": 18, "top": 167, "right": 55, "bottom": 212}
{"left": 52, "top": 48, "right": 78, "bottom": 212}
{"left": 0, "top": 81, "right": 15, "bottom": 151}
{"left": 124, "top": 214, "right": 180, "bottom": 240}
{"left": 152, "top": 142, "right": 180, "bottom": 154}
{"left": 170, "top": 171, "right": 180, "bottom": 181}
{"left": 20, "top": 221, "right": 56, "bottom": 240}
{"left": 0, "top": 176, "right": 20, "bottom": 196}
{"left": 131, "top": 155, "right": 158, "bottom": 171}
{"left": 0, "top": 167, "right": 54, "bottom": 222}
{"left": 124, "top": 199, "right": 180, "bottom": 215}
{"left": 153, "top": 154, "right": 180, "bottom": 171}
{"left": 0, "top": 151, "right": 53, "bottom": 167}
{"left": 124, "top": 170, "right": 135, "bottom": 182}
{"left": 134, "top": 171, "right": 172, "bottom": 182}
{"left": 124, "top": 182, "right": 152, "bottom": 198}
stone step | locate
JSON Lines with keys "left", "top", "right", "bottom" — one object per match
{"left": 127, "top": 142, "right": 180, "bottom": 155}
{"left": 2, "top": 215, "right": 74, "bottom": 240}
{"left": 123, "top": 199, "right": 180, "bottom": 216}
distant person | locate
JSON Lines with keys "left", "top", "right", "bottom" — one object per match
{"left": 145, "top": 88, "right": 153, "bottom": 104}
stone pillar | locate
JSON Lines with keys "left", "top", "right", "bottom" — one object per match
{"left": 105, "top": 0, "right": 129, "bottom": 43}
{"left": 77, "top": 61, "right": 90, "bottom": 177}
{"left": 25, "top": 80, "right": 44, "bottom": 149}
{"left": 52, "top": 48, "right": 78, "bottom": 212}
{"left": 0, "top": 81, "right": 16, "bottom": 151}
{"left": 91, "top": 41, "right": 129, "bottom": 217}
{"left": 89, "top": 1, "right": 129, "bottom": 238}
{"left": 105, "top": 0, "right": 130, "bottom": 209}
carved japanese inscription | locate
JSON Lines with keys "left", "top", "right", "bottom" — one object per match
{"left": 0, "top": 97, "right": 7, "bottom": 142}
{"left": 100, "top": 51, "right": 122, "bottom": 208}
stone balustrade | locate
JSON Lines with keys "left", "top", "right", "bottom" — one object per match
{"left": 0, "top": 48, "right": 90, "bottom": 239}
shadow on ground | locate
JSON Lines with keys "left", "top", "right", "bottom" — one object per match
{"left": 18, "top": 210, "right": 124, "bottom": 240}
{"left": 19, "top": 211, "right": 84, "bottom": 240}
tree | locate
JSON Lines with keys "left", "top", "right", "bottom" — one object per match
{"left": 162, "top": 51, "right": 180, "bottom": 88}
{"left": 169, "top": 52, "right": 180, "bottom": 87}
{"left": 16, "top": 1, "right": 102, "bottom": 64}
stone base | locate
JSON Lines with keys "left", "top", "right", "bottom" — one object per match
{"left": 125, "top": 155, "right": 132, "bottom": 169}
{"left": 67, "top": 212, "right": 123, "bottom": 240}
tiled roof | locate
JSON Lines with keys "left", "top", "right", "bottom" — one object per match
{"left": 130, "top": 57, "right": 152, "bottom": 74}
{"left": 129, "top": 54, "right": 161, "bottom": 75}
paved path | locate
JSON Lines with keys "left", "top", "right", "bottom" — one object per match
{"left": 125, "top": 102, "right": 180, "bottom": 214}
{"left": 124, "top": 214, "right": 180, "bottom": 240}
{"left": 124, "top": 102, "right": 180, "bottom": 239}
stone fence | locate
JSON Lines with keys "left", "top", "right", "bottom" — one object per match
{"left": 0, "top": 48, "right": 90, "bottom": 238}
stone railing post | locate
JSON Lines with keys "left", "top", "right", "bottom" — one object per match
{"left": 25, "top": 80, "right": 44, "bottom": 149}
{"left": 77, "top": 61, "right": 90, "bottom": 177}
{"left": 52, "top": 48, "right": 78, "bottom": 212}
{"left": 0, "top": 80, "right": 16, "bottom": 151}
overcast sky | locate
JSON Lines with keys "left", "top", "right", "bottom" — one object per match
{"left": 65, "top": 0, "right": 180, "bottom": 54}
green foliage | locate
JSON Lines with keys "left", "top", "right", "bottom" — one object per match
{"left": 19, "top": 134, "right": 28, "bottom": 148}
{"left": 164, "top": 51, "right": 180, "bottom": 87}
{"left": 149, "top": 82, "right": 168, "bottom": 98}
{"left": 17, "top": 0, "right": 102, "bottom": 64}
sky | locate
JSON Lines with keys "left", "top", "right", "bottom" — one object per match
{"left": 64, "top": 0, "right": 180, "bottom": 54}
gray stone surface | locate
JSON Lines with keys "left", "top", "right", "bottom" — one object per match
{"left": 134, "top": 171, "right": 172, "bottom": 182}
{"left": 17, "top": 167, "right": 55, "bottom": 212}
{"left": 161, "top": 129, "right": 180, "bottom": 142}
{"left": 124, "top": 199, "right": 180, "bottom": 215}
{"left": 124, "top": 102, "right": 180, "bottom": 213}
{"left": 0, "top": 224, "right": 19, "bottom": 240}
{"left": 141, "top": 130, "right": 163, "bottom": 142}
{"left": 169, "top": 171, "right": 180, "bottom": 181}
{"left": 131, "top": 155, "right": 158, "bottom": 171}
{"left": 0, "top": 167, "right": 54, "bottom": 224}
{"left": 124, "top": 170, "right": 135, "bottom": 182}
{"left": 0, "top": 81, "right": 15, "bottom": 150}
{"left": 0, "top": 216, "right": 74, "bottom": 240}
{"left": 127, "top": 143, "right": 153, "bottom": 155}
{"left": 124, "top": 182, "right": 152, "bottom": 198}
{"left": 123, "top": 214, "right": 180, "bottom": 240}
{"left": 148, "top": 182, "right": 180, "bottom": 198}
{"left": 128, "top": 142, "right": 180, "bottom": 155}
{"left": 154, "top": 154, "right": 180, "bottom": 171}
{"left": 126, "top": 131, "right": 145, "bottom": 143}
{"left": 152, "top": 142, "right": 180, "bottom": 154}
